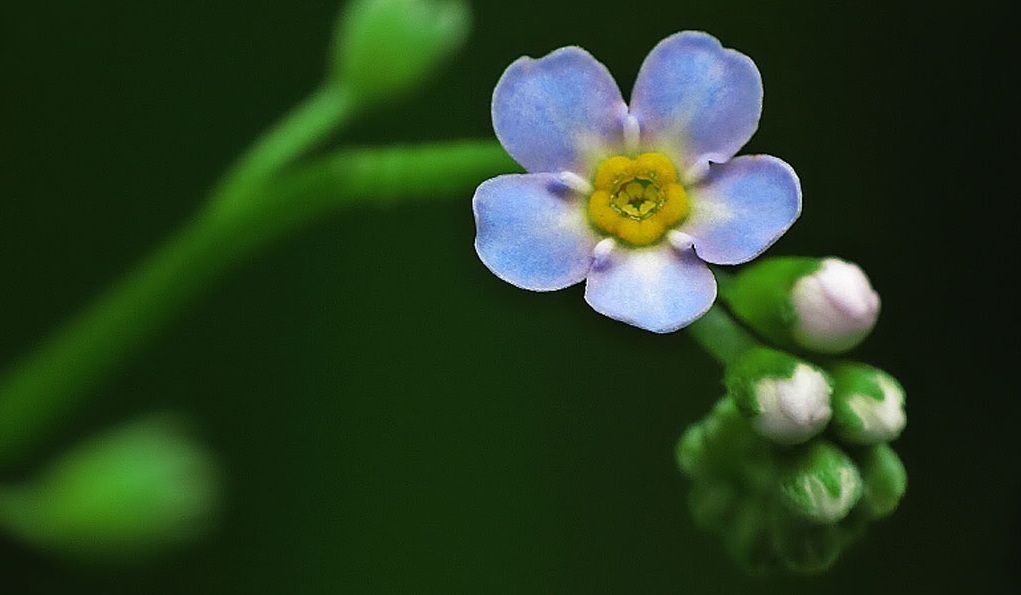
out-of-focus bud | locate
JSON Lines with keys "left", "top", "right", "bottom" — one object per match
{"left": 721, "top": 495, "right": 774, "bottom": 574}
{"left": 771, "top": 516, "right": 846, "bottom": 574}
{"left": 828, "top": 362, "right": 906, "bottom": 444}
{"left": 677, "top": 397, "right": 773, "bottom": 480}
{"left": 856, "top": 443, "right": 907, "bottom": 519}
{"left": 778, "top": 441, "right": 862, "bottom": 523}
{"left": 0, "top": 415, "right": 219, "bottom": 560}
{"left": 687, "top": 478, "right": 739, "bottom": 532}
{"left": 726, "top": 348, "right": 833, "bottom": 445}
{"left": 722, "top": 257, "right": 880, "bottom": 354}
{"left": 677, "top": 412, "right": 722, "bottom": 480}
{"left": 331, "top": 0, "right": 471, "bottom": 106}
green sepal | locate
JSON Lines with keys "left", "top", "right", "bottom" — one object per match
{"left": 719, "top": 257, "right": 822, "bottom": 349}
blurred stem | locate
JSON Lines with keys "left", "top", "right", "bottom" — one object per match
{"left": 0, "top": 139, "right": 516, "bottom": 468}
{"left": 687, "top": 300, "right": 760, "bottom": 367}
{"left": 208, "top": 84, "right": 355, "bottom": 216}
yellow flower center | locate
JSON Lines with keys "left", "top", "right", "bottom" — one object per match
{"left": 587, "top": 152, "right": 689, "bottom": 246}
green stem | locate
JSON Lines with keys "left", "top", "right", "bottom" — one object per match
{"left": 687, "top": 304, "right": 760, "bottom": 367}
{"left": 261, "top": 139, "right": 519, "bottom": 226}
{"left": 208, "top": 84, "right": 356, "bottom": 216}
{"left": 0, "top": 140, "right": 515, "bottom": 468}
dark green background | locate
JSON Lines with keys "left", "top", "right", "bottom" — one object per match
{"left": 1, "top": 0, "right": 1016, "bottom": 592}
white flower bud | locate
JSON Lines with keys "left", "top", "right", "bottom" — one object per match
{"left": 727, "top": 349, "right": 833, "bottom": 445}
{"left": 751, "top": 365, "right": 833, "bottom": 445}
{"left": 790, "top": 258, "right": 880, "bottom": 353}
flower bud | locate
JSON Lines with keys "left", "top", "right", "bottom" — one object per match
{"left": 778, "top": 441, "right": 862, "bottom": 523}
{"left": 677, "top": 417, "right": 717, "bottom": 479}
{"left": 828, "top": 362, "right": 906, "bottom": 444}
{"left": 0, "top": 416, "right": 219, "bottom": 560}
{"left": 331, "top": 0, "right": 471, "bottom": 106}
{"left": 771, "top": 516, "right": 846, "bottom": 574}
{"left": 790, "top": 258, "right": 880, "bottom": 353}
{"left": 721, "top": 257, "right": 879, "bottom": 354}
{"left": 726, "top": 348, "right": 833, "bottom": 445}
{"left": 687, "top": 478, "right": 739, "bottom": 532}
{"left": 677, "top": 397, "right": 772, "bottom": 479}
{"left": 856, "top": 443, "right": 907, "bottom": 519}
{"left": 721, "top": 496, "right": 774, "bottom": 574}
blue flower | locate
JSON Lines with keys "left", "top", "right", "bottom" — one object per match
{"left": 473, "top": 32, "right": 801, "bottom": 333}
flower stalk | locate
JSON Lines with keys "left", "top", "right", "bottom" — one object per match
{"left": 0, "top": 139, "right": 515, "bottom": 468}
{"left": 685, "top": 304, "right": 760, "bottom": 367}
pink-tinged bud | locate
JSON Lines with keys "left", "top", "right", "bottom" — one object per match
{"left": 790, "top": 258, "right": 880, "bottom": 353}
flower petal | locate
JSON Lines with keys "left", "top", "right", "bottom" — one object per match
{"left": 492, "top": 47, "right": 627, "bottom": 175}
{"left": 474, "top": 173, "right": 599, "bottom": 291}
{"left": 629, "top": 31, "right": 763, "bottom": 182}
{"left": 584, "top": 241, "right": 717, "bottom": 333}
{"left": 681, "top": 155, "right": 801, "bottom": 265}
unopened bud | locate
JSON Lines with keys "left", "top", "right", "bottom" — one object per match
{"left": 721, "top": 257, "right": 880, "bottom": 354}
{"left": 677, "top": 397, "right": 773, "bottom": 479}
{"left": 856, "top": 443, "right": 907, "bottom": 519}
{"left": 331, "top": 0, "right": 471, "bottom": 106}
{"left": 790, "top": 258, "right": 880, "bottom": 353}
{"left": 771, "top": 516, "right": 846, "bottom": 574}
{"left": 721, "top": 496, "right": 774, "bottom": 574}
{"left": 0, "top": 415, "right": 219, "bottom": 560}
{"left": 687, "top": 478, "right": 739, "bottom": 532}
{"left": 727, "top": 348, "right": 833, "bottom": 445}
{"left": 829, "top": 362, "right": 906, "bottom": 444}
{"left": 778, "top": 441, "right": 862, "bottom": 523}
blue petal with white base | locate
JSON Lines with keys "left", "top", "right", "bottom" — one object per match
{"left": 474, "top": 173, "right": 599, "bottom": 291}
{"left": 681, "top": 155, "right": 801, "bottom": 265}
{"left": 493, "top": 47, "right": 627, "bottom": 176}
{"left": 585, "top": 240, "right": 717, "bottom": 333}
{"left": 630, "top": 31, "right": 763, "bottom": 182}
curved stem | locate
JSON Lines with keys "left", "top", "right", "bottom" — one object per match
{"left": 207, "top": 84, "right": 355, "bottom": 216}
{"left": 0, "top": 140, "right": 515, "bottom": 468}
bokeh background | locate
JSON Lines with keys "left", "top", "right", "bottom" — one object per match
{"left": 1, "top": 0, "right": 1017, "bottom": 592}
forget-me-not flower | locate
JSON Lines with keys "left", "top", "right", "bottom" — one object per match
{"left": 473, "top": 32, "right": 801, "bottom": 332}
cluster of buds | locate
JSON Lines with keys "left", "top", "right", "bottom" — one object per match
{"left": 678, "top": 257, "right": 906, "bottom": 574}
